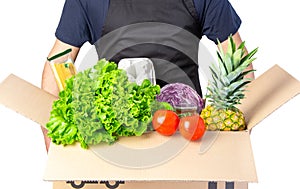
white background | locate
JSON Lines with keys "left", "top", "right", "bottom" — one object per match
{"left": 0, "top": 0, "right": 299, "bottom": 188}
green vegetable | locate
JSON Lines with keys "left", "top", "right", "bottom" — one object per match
{"left": 46, "top": 59, "right": 160, "bottom": 148}
{"left": 46, "top": 77, "right": 88, "bottom": 149}
{"left": 151, "top": 101, "right": 174, "bottom": 113}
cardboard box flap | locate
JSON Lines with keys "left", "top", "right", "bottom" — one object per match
{"left": 0, "top": 74, "right": 57, "bottom": 127}
{"left": 238, "top": 65, "right": 300, "bottom": 130}
{"left": 44, "top": 131, "right": 257, "bottom": 182}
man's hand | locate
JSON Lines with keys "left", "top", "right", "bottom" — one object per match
{"left": 41, "top": 39, "right": 80, "bottom": 152}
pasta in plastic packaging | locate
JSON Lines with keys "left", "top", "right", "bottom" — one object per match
{"left": 47, "top": 49, "right": 77, "bottom": 91}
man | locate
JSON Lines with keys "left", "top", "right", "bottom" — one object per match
{"left": 42, "top": 0, "right": 254, "bottom": 151}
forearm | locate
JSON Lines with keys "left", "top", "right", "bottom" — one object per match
{"left": 41, "top": 61, "right": 60, "bottom": 152}
{"left": 40, "top": 39, "right": 80, "bottom": 152}
{"left": 244, "top": 60, "right": 255, "bottom": 79}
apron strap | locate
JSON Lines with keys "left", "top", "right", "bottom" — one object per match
{"left": 182, "top": 0, "right": 199, "bottom": 21}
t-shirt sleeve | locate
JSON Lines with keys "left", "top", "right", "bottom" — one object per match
{"left": 195, "top": 0, "right": 242, "bottom": 44}
{"left": 55, "top": 0, "right": 91, "bottom": 47}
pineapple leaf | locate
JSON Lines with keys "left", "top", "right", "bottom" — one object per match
{"left": 228, "top": 80, "right": 251, "bottom": 98}
{"left": 238, "top": 57, "right": 257, "bottom": 73}
{"left": 207, "top": 86, "right": 226, "bottom": 103}
{"left": 212, "top": 77, "right": 219, "bottom": 90}
{"left": 210, "top": 64, "right": 223, "bottom": 89}
{"left": 218, "top": 76, "right": 229, "bottom": 86}
{"left": 234, "top": 69, "right": 256, "bottom": 82}
{"left": 228, "top": 92, "right": 245, "bottom": 101}
{"left": 209, "top": 66, "right": 219, "bottom": 82}
{"left": 217, "top": 52, "right": 229, "bottom": 76}
{"left": 224, "top": 53, "right": 233, "bottom": 74}
{"left": 220, "top": 74, "right": 230, "bottom": 86}
{"left": 232, "top": 48, "right": 243, "bottom": 69}
{"left": 224, "top": 79, "right": 249, "bottom": 96}
{"left": 225, "top": 93, "right": 245, "bottom": 107}
{"left": 227, "top": 52, "right": 257, "bottom": 83}
{"left": 217, "top": 39, "right": 225, "bottom": 58}
{"left": 227, "top": 34, "right": 235, "bottom": 55}
{"left": 237, "top": 41, "right": 246, "bottom": 52}
{"left": 208, "top": 86, "right": 224, "bottom": 99}
{"left": 210, "top": 62, "right": 229, "bottom": 87}
{"left": 240, "top": 47, "right": 258, "bottom": 64}
{"left": 226, "top": 65, "right": 253, "bottom": 83}
{"left": 226, "top": 69, "right": 243, "bottom": 84}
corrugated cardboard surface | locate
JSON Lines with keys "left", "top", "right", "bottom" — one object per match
{"left": 238, "top": 65, "right": 300, "bottom": 130}
{"left": 44, "top": 131, "right": 257, "bottom": 182}
{"left": 0, "top": 74, "right": 57, "bottom": 127}
{"left": 0, "top": 64, "right": 300, "bottom": 187}
{"left": 53, "top": 181, "right": 248, "bottom": 189}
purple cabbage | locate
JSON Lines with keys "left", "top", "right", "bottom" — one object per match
{"left": 156, "top": 83, "right": 205, "bottom": 112}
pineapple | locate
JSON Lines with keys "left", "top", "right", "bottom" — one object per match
{"left": 200, "top": 35, "right": 258, "bottom": 131}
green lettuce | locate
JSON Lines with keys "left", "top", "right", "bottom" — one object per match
{"left": 46, "top": 59, "right": 160, "bottom": 149}
{"left": 46, "top": 77, "right": 88, "bottom": 149}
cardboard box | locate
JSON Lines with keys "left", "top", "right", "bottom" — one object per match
{"left": 0, "top": 65, "right": 300, "bottom": 189}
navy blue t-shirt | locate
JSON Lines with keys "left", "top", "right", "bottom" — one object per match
{"left": 55, "top": 0, "right": 241, "bottom": 47}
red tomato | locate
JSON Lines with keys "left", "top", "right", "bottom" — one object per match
{"left": 179, "top": 115, "right": 206, "bottom": 141}
{"left": 152, "top": 110, "right": 180, "bottom": 136}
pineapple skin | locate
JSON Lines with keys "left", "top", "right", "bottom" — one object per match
{"left": 200, "top": 105, "right": 246, "bottom": 131}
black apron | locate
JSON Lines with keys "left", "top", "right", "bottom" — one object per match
{"left": 95, "top": 0, "right": 203, "bottom": 96}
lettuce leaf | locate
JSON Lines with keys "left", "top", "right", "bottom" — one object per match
{"left": 46, "top": 59, "right": 160, "bottom": 149}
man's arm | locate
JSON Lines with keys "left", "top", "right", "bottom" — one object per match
{"left": 220, "top": 32, "right": 255, "bottom": 79}
{"left": 41, "top": 39, "right": 80, "bottom": 152}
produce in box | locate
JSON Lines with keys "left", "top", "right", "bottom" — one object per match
{"left": 179, "top": 114, "right": 206, "bottom": 141}
{"left": 153, "top": 83, "right": 206, "bottom": 141}
{"left": 200, "top": 35, "right": 258, "bottom": 131}
{"left": 152, "top": 110, "right": 180, "bottom": 136}
{"left": 156, "top": 82, "right": 205, "bottom": 113}
{"left": 46, "top": 59, "right": 162, "bottom": 149}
